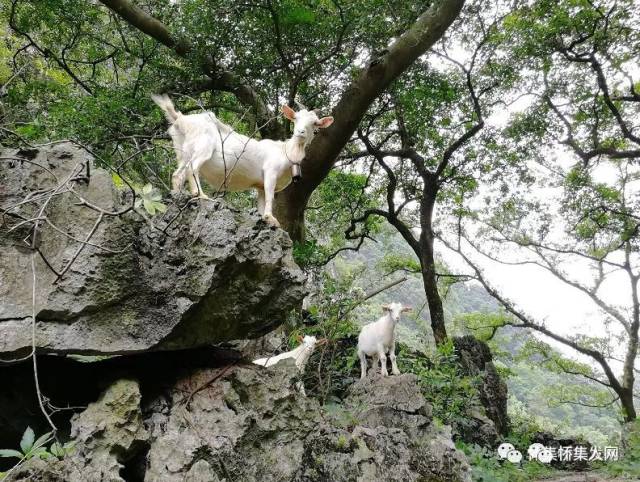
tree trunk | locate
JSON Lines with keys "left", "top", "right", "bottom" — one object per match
{"left": 419, "top": 180, "right": 448, "bottom": 345}
{"left": 619, "top": 387, "right": 637, "bottom": 422}
{"left": 620, "top": 267, "right": 639, "bottom": 421}
{"left": 421, "top": 258, "right": 448, "bottom": 345}
{"left": 274, "top": 188, "right": 308, "bottom": 243}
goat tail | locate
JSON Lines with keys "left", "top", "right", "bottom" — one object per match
{"left": 151, "top": 93, "right": 181, "bottom": 124}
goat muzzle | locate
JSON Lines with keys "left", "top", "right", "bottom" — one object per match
{"left": 291, "top": 164, "right": 302, "bottom": 182}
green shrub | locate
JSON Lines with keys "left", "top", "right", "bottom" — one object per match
{"left": 399, "top": 339, "right": 478, "bottom": 427}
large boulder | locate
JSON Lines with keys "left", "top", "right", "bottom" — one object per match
{"left": 0, "top": 144, "right": 306, "bottom": 358}
{"left": 3, "top": 351, "right": 471, "bottom": 482}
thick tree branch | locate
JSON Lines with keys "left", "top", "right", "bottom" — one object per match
{"left": 98, "top": 0, "right": 273, "bottom": 134}
{"left": 275, "top": 0, "right": 466, "bottom": 236}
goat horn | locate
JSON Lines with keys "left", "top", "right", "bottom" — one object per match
{"left": 313, "top": 108, "right": 322, "bottom": 116}
{"left": 295, "top": 100, "right": 307, "bottom": 111}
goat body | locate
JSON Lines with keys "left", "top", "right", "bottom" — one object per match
{"left": 152, "top": 94, "right": 333, "bottom": 227}
{"left": 252, "top": 337, "right": 317, "bottom": 371}
{"left": 357, "top": 302, "right": 410, "bottom": 379}
{"left": 253, "top": 335, "right": 321, "bottom": 396}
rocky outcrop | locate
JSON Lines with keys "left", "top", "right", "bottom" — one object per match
{"left": 0, "top": 144, "right": 471, "bottom": 481}
{"left": 69, "top": 379, "right": 149, "bottom": 480}
{"left": 453, "top": 336, "right": 510, "bottom": 446}
{"left": 4, "top": 351, "right": 471, "bottom": 482}
{"left": 0, "top": 144, "right": 306, "bottom": 358}
{"left": 338, "top": 374, "right": 471, "bottom": 481}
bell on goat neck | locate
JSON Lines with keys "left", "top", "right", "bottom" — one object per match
{"left": 291, "top": 164, "right": 301, "bottom": 182}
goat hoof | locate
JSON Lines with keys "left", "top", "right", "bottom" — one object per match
{"left": 262, "top": 214, "right": 281, "bottom": 228}
{"left": 392, "top": 370, "right": 401, "bottom": 376}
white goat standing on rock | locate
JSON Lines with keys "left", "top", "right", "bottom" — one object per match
{"left": 357, "top": 302, "right": 411, "bottom": 379}
{"left": 252, "top": 335, "right": 326, "bottom": 395}
{"left": 151, "top": 94, "right": 334, "bottom": 227}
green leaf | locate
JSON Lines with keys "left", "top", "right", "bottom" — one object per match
{"left": 142, "top": 183, "right": 153, "bottom": 194}
{"left": 32, "top": 447, "right": 50, "bottom": 459}
{"left": 0, "top": 449, "right": 23, "bottom": 459}
{"left": 153, "top": 202, "right": 167, "bottom": 213}
{"left": 50, "top": 442, "right": 64, "bottom": 457}
{"left": 33, "top": 432, "right": 52, "bottom": 450}
{"left": 20, "top": 427, "right": 35, "bottom": 453}
{"left": 143, "top": 199, "right": 156, "bottom": 215}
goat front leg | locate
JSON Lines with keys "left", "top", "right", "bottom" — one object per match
{"left": 261, "top": 171, "right": 280, "bottom": 227}
{"left": 190, "top": 157, "right": 210, "bottom": 199}
{"left": 389, "top": 339, "right": 401, "bottom": 376}
{"left": 187, "top": 166, "right": 199, "bottom": 196}
{"left": 377, "top": 345, "right": 388, "bottom": 377}
{"left": 358, "top": 350, "right": 367, "bottom": 380}
{"left": 171, "top": 162, "right": 188, "bottom": 193}
{"left": 184, "top": 140, "right": 214, "bottom": 199}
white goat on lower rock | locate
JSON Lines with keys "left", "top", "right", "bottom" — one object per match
{"left": 151, "top": 94, "right": 334, "bottom": 227}
{"left": 357, "top": 302, "right": 411, "bottom": 379}
{"left": 252, "top": 335, "right": 326, "bottom": 395}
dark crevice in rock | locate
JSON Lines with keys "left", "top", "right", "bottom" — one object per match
{"left": 15, "top": 148, "right": 39, "bottom": 160}
{"left": 119, "top": 440, "right": 150, "bottom": 482}
{"left": 0, "top": 316, "right": 31, "bottom": 322}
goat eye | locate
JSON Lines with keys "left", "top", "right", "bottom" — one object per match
{"left": 313, "top": 129, "right": 319, "bottom": 135}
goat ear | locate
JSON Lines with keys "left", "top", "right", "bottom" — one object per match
{"left": 381, "top": 304, "right": 391, "bottom": 312}
{"left": 401, "top": 306, "right": 412, "bottom": 312}
{"left": 281, "top": 105, "right": 296, "bottom": 121}
{"left": 314, "top": 116, "right": 334, "bottom": 129}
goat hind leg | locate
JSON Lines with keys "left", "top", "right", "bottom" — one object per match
{"left": 257, "top": 188, "right": 265, "bottom": 215}
{"left": 186, "top": 166, "right": 199, "bottom": 196}
{"left": 261, "top": 171, "right": 280, "bottom": 227}
{"left": 358, "top": 350, "right": 367, "bottom": 380}
{"left": 188, "top": 142, "right": 214, "bottom": 199}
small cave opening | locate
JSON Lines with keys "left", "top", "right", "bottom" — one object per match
{"left": 119, "top": 441, "right": 150, "bottom": 482}
{"left": 0, "top": 354, "right": 105, "bottom": 471}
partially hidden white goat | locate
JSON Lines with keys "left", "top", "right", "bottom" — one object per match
{"left": 151, "top": 94, "right": 334, "bottom": 227}
{"left": 357, "top": 302, "right": 411, "bottom": 379}
{"left": 252, "top": 335, "right": 326, "bottom": 395}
